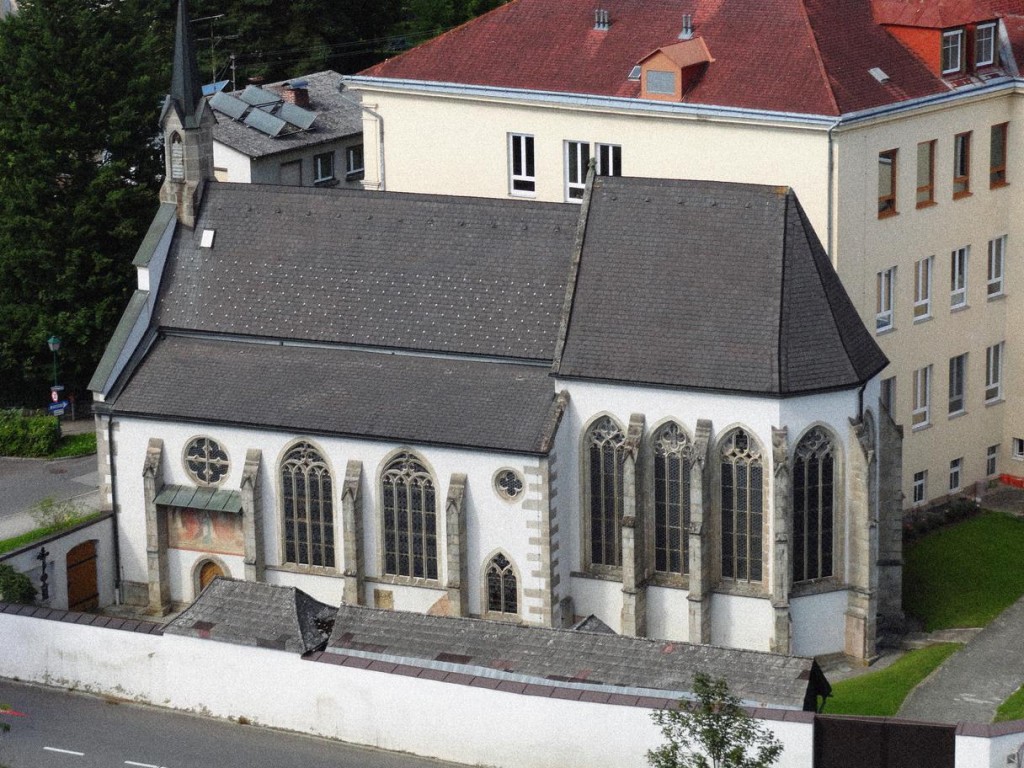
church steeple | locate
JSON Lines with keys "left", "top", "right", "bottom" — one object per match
{"left": 170, "top": 0, "right": 203, "bottom": 128}
{"left": 159, "top": 0, "right": 215, "bottom": 228}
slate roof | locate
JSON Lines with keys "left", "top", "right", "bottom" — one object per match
{"left": 154, "top": 183, "right": 576, "bottom": 362}
{"left": 324, "top": 603, "right": 823, "bottom": 709}
{"left": 360, "top": 0, "right": 956, "bottom": 115}
{"left": 212, "top": 71, "right": 363, "bottom": 159}
{"left": 556, "top": 176, "right": 888, "bottom": 395}
{"left": 164, "top": 578, "right": 333, "bottom": 653}
{"left": 111, "top": 335, "right": 563, "bottom": 454}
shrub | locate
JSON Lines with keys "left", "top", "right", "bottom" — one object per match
{"left": 0, "top": 564, "right": 36, "bottom": 605}
{"left": 0, "top": 409, "right": 59, "bottom": 457}
{"left": 30, "top": 496, "right": 82, "bottom": 531}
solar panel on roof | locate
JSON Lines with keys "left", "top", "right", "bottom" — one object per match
{"left": 209, "top": 91, "right": 249, "bottom": 121}
{"left": 244, "top": 107, "right": 288, "bottom": 137}
{"left": 238, "top": 85, "right": 280, "bottom": 107}
{"left": 276, "top": 102, "right": 317, "bottom": 130}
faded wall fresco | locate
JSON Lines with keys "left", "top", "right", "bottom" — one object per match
{"left": 165, "top": 507, "right": 244, "bottom": 556}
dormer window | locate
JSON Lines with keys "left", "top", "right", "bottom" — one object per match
{"left": 646, "top": 70, "right": 676, "bottom": 96}
{"left": 942, "top": 29, "right": 964, "bottom": 74}
{"left": 976, "top": 22, "right": 996, "bottom": 67}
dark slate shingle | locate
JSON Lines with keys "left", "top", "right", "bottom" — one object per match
{"left": 112, "top": 335, "right": 560, "bottom": 455}
{"left": 557, "top": 176, "right": 887, "bottom": 394}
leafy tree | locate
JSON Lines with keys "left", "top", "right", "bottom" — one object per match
{"left": 648, "top": 673, "right": 784, "bottom": 768}
{"left": 0, "top": 0, "right": 168, "bottom": 407}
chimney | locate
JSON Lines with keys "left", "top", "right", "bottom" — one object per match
{"left": 594, "top": 8, "right": 610, "bottom": 31}
{"left": 281, "top": 79, "right": 311, "bottom": 109}
{"left": 679, "top": 13, "right": 694, "bottom": 39}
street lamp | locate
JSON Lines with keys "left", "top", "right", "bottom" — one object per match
{"left": 47, "top": 335, "right": 60, "bottom": 387}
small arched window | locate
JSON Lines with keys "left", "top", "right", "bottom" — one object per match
{"left": 586, "top": 417, "right": 626, "bottom": 567}
{"left": 793, "top": 427, "right": 835, "bottom": 582}
{"left": 381, "top": 452, "right": 437, "bottom": 579}
{"left": 652, "top": 422, "right": 691, "bottom": 576}
{"left": 486, "top": 552, "right": 517, "bottom": 615}
{"left": 281, "top": 442, "right": 334, "bottom": 568}
{"left": 720, "top": 428, "right": 764, "bottom": 583}
{"left": 170, "top": 132, "right": 185, "bottom": 181}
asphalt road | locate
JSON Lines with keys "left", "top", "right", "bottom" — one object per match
{"left": 0, "top": 679, "right": 462, "bottom": 768}
{"left": 0, "top": 455, "right": 98, "bottom": 540}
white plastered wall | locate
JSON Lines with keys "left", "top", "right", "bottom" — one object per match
{"left": 110, "top": 417, "right": 545, "bottom": 618}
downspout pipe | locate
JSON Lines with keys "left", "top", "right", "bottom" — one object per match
{"left": 826, "top": 118, "right": 841, "bottom": 261}
{"left": 107, "top": 417, "right": 123, "bottom": 604}
{"left": 337, "top": 82, "right": 386, "bottom": 191}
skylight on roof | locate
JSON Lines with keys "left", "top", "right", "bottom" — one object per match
{"left": 628, "top": 65, "right": 641, "bottom": 81}
{"left": 200, "top": 229, "right": 215, "bottom": 248}
{"left": 869, "top": 67, "right": 890, "bottom": 83}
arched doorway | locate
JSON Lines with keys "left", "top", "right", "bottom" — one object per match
{"left": 198, "top": 560, "right": 224, "bottom": 592}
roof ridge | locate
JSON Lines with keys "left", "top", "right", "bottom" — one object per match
{"left": 796, "top": 0, "right": 841, "bottom": 115}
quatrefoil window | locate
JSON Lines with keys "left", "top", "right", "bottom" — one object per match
{"left": 184, "top": 437, "right": 230, "bottom": 486}
{"left": 494, "top": 469, "right": 524, "bottom": 501}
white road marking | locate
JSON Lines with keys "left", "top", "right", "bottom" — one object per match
{"left": 43, "top": 746, "right": 85, "bottom": 756}
{"left": 124, "top": 761, "right": 165, "bottom": 768}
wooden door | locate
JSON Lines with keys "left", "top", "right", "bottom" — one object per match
{"left": 66, "top": 540, "right": 98, "bottom": 612}
{"left": 198, "top": 560, "right": 224, "bottom": 592}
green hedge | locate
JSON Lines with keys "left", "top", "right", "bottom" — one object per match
{"left": 0, "top": 409, "right": 60, "bottom": 457}
{"left": 0, "top": 564, "right": 36, "bottom": 604}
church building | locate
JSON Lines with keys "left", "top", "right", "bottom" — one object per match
{"left": 89, "top": 0, "right": 903, "bottom": 660}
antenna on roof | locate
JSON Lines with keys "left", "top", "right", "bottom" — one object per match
{"left": 679, "top": 13, "right": 694, "bottom": 40}
{"left": 594, "top": 8, "right": 610, "bottom": 31}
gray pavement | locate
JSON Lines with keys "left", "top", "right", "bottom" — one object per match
{"left": 0, "top": 445, "right": 99, "bottom": 541}
{"left": 898, "top": 592, "right": 1024, "bottom": 724}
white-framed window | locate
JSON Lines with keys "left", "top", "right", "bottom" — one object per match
{"left": 345, "top": 144, "right": 364, "bottom": 180}
{"left": 954, "top": 132, "right": 971, "bottom": 197}
{"left": 913, "top": 470, "right": 928, "bottom": 505}
{"left": 876, "top": 267, "right": 896, "bottom": 331}
{"left": 914, "top": 256, "right": 933, "bottom": 319}
{"left": 950, "top": 246, "right": 969, "bottom": 308}
{"left": 949, "top": 354, "right": 967, "bottom": 415}
{"left": 564, "top": 140, "right": 590, "bottom": 201}
{"left": 942, "top": 29, "right": 964, "bottom": 74}
{"left": 988, "top": 235, "right": 1006, "bottom": 297}
{"left": 949, "top": 458, "right": 963, "bottom": 492}
{"left": 596, "top": 143, "right": 622, "bottom": 177}
{"left": 1013, "top": 438, "right": 1024, "bottom": 460}
{"left": 913, "top": 365, "right": 932, "bottom": 427}
{"left": 313, "top": 151, "right": 335, "bottom": 183}
{"left": 987, "top": 444, "right": 999, "bottom": 476}
{"left": 985, "top": 342, "right": 1004, "bottom": 402}
{"left": 880, "top": 376, "right": 896, "bottom": 413}
{"left": 509, "top": 133, "right": 535, "bottom": 196}
{"left": 976, "top": 22, "right": 996, "bottom": 67}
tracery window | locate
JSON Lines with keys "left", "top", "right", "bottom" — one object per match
{"left": 486, "top": 552, "right": 517, "bottom": 615}
{"left": 586, "top": 417, "right": 626, "bottom": 568}
{"left": 170, "top": 132, "right": 184, "bottom": 181}
{"left": 183, "top": 437, "right": 229, "bottom": 485}
{"left": 720, "top": 428, "right": 763, "bottom": 583}
{"left": 792, "top": 428, "right": 835, "bottom": 583}
{"left": 381, "top": 452, "right": 438, "bottom": 579}
{"left": 281, "top": 442, "right": 334, "bottom": 568}
{"left": 652, "top": 422, "right": 691, "bottom": 576}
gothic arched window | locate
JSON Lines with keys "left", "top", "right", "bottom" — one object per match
{"left": 170, "top": 132, "right": 184, "bottom": 181}
{"left": 281, "top": 442, "right": 334, "bottom": 568}
{"left": 793, "top": 427, "right": 836, "bottom": 582}
{"left": 381, "top": 452, "right": 437, "bottom": 579}
{"left": 486, "top": 552, "right": 517, "bottom": 615}
{"left": 586, "top": 417, "right": 626, "bottom": 567}
{"left": 720, "top": 428, "right": 764, "bottom": 583}
{"left": 652, "top": 422, "right": 691, "bottom": 576}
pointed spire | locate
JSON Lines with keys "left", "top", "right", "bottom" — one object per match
{"left": 170, "top": 0, "right": 203, "bottom": 128}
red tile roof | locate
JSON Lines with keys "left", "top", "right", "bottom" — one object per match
{"left": 361, "top": 0, "right": 975, "bottom": 115}
{"left": 872, "top": 0, "right": 998, "bottom": 27}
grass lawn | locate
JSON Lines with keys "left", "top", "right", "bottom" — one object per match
{"left": 825, "top": 643, "right": 961, "bottom": 716}
{"left": 903, "top": 511, "right": 1024, "bottom": 631}
{"left": 0, "top": 511, "right": 104, "bottom": 555}
{"left": 996, "top": 685, "right": 1024, "bottom": 722}
{"left": 49, "top": 431, "right": 96, "bottom": 458}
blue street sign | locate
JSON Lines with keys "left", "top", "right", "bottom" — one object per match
{"left": 48, "top": 400, "right": 68, "bottom": 415}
